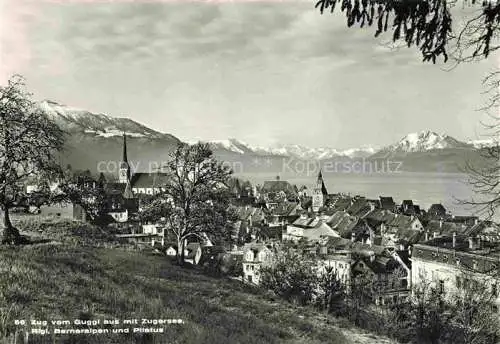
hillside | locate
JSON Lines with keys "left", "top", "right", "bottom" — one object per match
{"left": 0, "top": 221, "right": 395, "bottom": 344}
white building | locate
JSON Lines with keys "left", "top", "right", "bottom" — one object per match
{"left": 411, "top": 241, "right": 500, "bottom": 312}
{"left": 242, "top": 243, "right": 274, "bottom": 285}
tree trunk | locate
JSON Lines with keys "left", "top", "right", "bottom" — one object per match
{"left": 177, "top": 238, "right": 185, "bottom": 266}
{"left": 1, "top": 207, "right": 21, "bottom": 245}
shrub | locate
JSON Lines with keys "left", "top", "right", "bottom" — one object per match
{"left": 260, "top": 250, "right": 318, "bottom": 306}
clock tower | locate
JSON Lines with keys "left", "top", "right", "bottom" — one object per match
{"left": 312, "top": 170, "right": 328, "bottom": 212}
{"left": 119, "top": 133, "right": 131, "bottom": 184}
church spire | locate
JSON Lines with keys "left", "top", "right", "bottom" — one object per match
{"left": 122, "top": 132, "right": 128, "bottom": 163}
{"left": 119, "top": 132, "right": 131, "bottom": 184}
{"left": 316, "top": 169, "right": 328, "bottom": 196}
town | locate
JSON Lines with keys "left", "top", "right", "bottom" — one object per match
{"left": 19, "top": 133, "right": 500, "bottom": 342}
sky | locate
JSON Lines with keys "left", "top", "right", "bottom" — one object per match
{"left": 0, "top": 0, "right": 498, "bottom": 149}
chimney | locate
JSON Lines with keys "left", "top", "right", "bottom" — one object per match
{"left": 474, "top": 218, "right": 479, "bottom": 225}
{"left": 452, "top": 232, "right": 456, "bottom": 248}
{"left": 439, "top": 220, "right": 443, "bottom": 229}
{"left": 410, "top": 215, "right": 414, "bottom": 221}
{"left": 433, "top": 231, "right": 438, "bottom": 239}
{"left": 351, "top": 232, "right": 356, "bottom": 243}
{"left": 425, "top": 231, "right": 429, "bottom": 241}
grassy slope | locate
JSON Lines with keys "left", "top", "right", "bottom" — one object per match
{"left": 0, "top": 243, "right": 396, "bottom": 344}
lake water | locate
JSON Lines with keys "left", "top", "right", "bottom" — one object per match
{"left": 237, "top": 171, "right": 497, "bottom": 219}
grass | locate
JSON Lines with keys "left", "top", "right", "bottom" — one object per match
{"left": 0, "top": 244, "right": 358, "bottom": 344}
{"left": 0, "top": 218, "right": 395, "bottom": 344}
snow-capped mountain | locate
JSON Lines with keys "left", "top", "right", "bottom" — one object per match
{"left": 204, "top": 139, "right": 377, "bottom": 160}
{"left": 382, "top": 130, "right": 472, "bottom": 153}
{"left": 467, "top": 138, "right": 498, "bottom": 149}
{"left": 39, "top": 100, "right": 171, "bottom": 139}
{"left": 38, "top": 100, "right": 181, "bottom": 173}
{"left": 37, "top": 99, "right": 488, "bottom": 174}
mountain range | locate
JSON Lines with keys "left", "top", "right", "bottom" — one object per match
{"left": 37, "top": 100, "right": 497, "bottom": 175}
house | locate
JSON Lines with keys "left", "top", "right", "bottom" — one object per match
{"left": 465, "top": 220, "right": 500, "bottom": 243}
{"left": 260, "top": 177, "right": 298, "bottom": 207}
{"left": 378, "top": 196, "right": 396, "bottom": 211}
{"left": 316, "top": 253, "right": 353, "bottom": 290}
{"left": 200, "top": 245, "right": 227, "bottom": 266}
{"left": 326, "top": 211, "right": 371, "bottom": 241}
{"left": 165, "top": 244, "right": 177, "bottom": 257}
{"left": 423, "top": 220, "right": 468, "bottom": 240}
{"left": 330, "top": 196, "right": 353, "bottom": 212}
{"left": 352, "top": 252, "right": 411, "bottom": 306}
{"left": 411, "top": 240, "right": 500, "bottom": 312}
{"left": 184, "top": 243, "right": 202, "bottom": 265}
{"left": 401, "top": 200, "right": 414, "bottom": 213}
{"left": 346, "top": 197, "right": 375, "bottom": 219}
{"left": 266, "top": 202, "right": 302, "bottom": 227}
{"left": 448, "top": 215, "right": 479, "bottom": 226}
{"left": 142, "top": 224, "right": 165, "bottom": 246}
{"left": 427, "top": 203, "right": 447, "bottom": 219}
{"left": 39, "top": 202, "right": 86, "bottom": 222}
{"left": 283, "top": 218, "right": 340, "bottom": 242}
{"left": 130, "top": 173, "right": 169, "bottom": 195}
{"left": 382, "top": 214, "right": 424, "bottom": 248}
{"left": 400, "top": 200, "right": 423, "bottom": 216}
{"left": 242, "top": 243, "right": 274, "bottom": 285}
{"left": 316, "top": 237, "right": 411, "bottom": 303}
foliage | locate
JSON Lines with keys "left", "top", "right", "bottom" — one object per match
{"left": 260, "top": 249, "right": 320, "bottom": 305}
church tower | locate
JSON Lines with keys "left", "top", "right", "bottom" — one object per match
{"left": 312, "top": 170, "right": 328, "bottom": 212}
{"left": 119, "top": 133, "right": 131, "bottom": 184}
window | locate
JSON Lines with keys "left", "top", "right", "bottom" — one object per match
{"left": 439, "top": 280, "right": 445, "bottom": 294}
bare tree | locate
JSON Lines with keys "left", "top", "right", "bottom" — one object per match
{"left": 0, "top": 75, "right": 65, "bottom": 244}
{"left": 450, "top": 273, "right": 499, "bottom": 344}
{"left": 316, "top": 265, "right": 346, "bottom": 314}
{"left": 140, "top": 142, "right": 236, "bottom": 265}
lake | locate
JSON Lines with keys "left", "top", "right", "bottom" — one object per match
{"left": 237, "top": 171, "right": 497, "bottom": 219}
